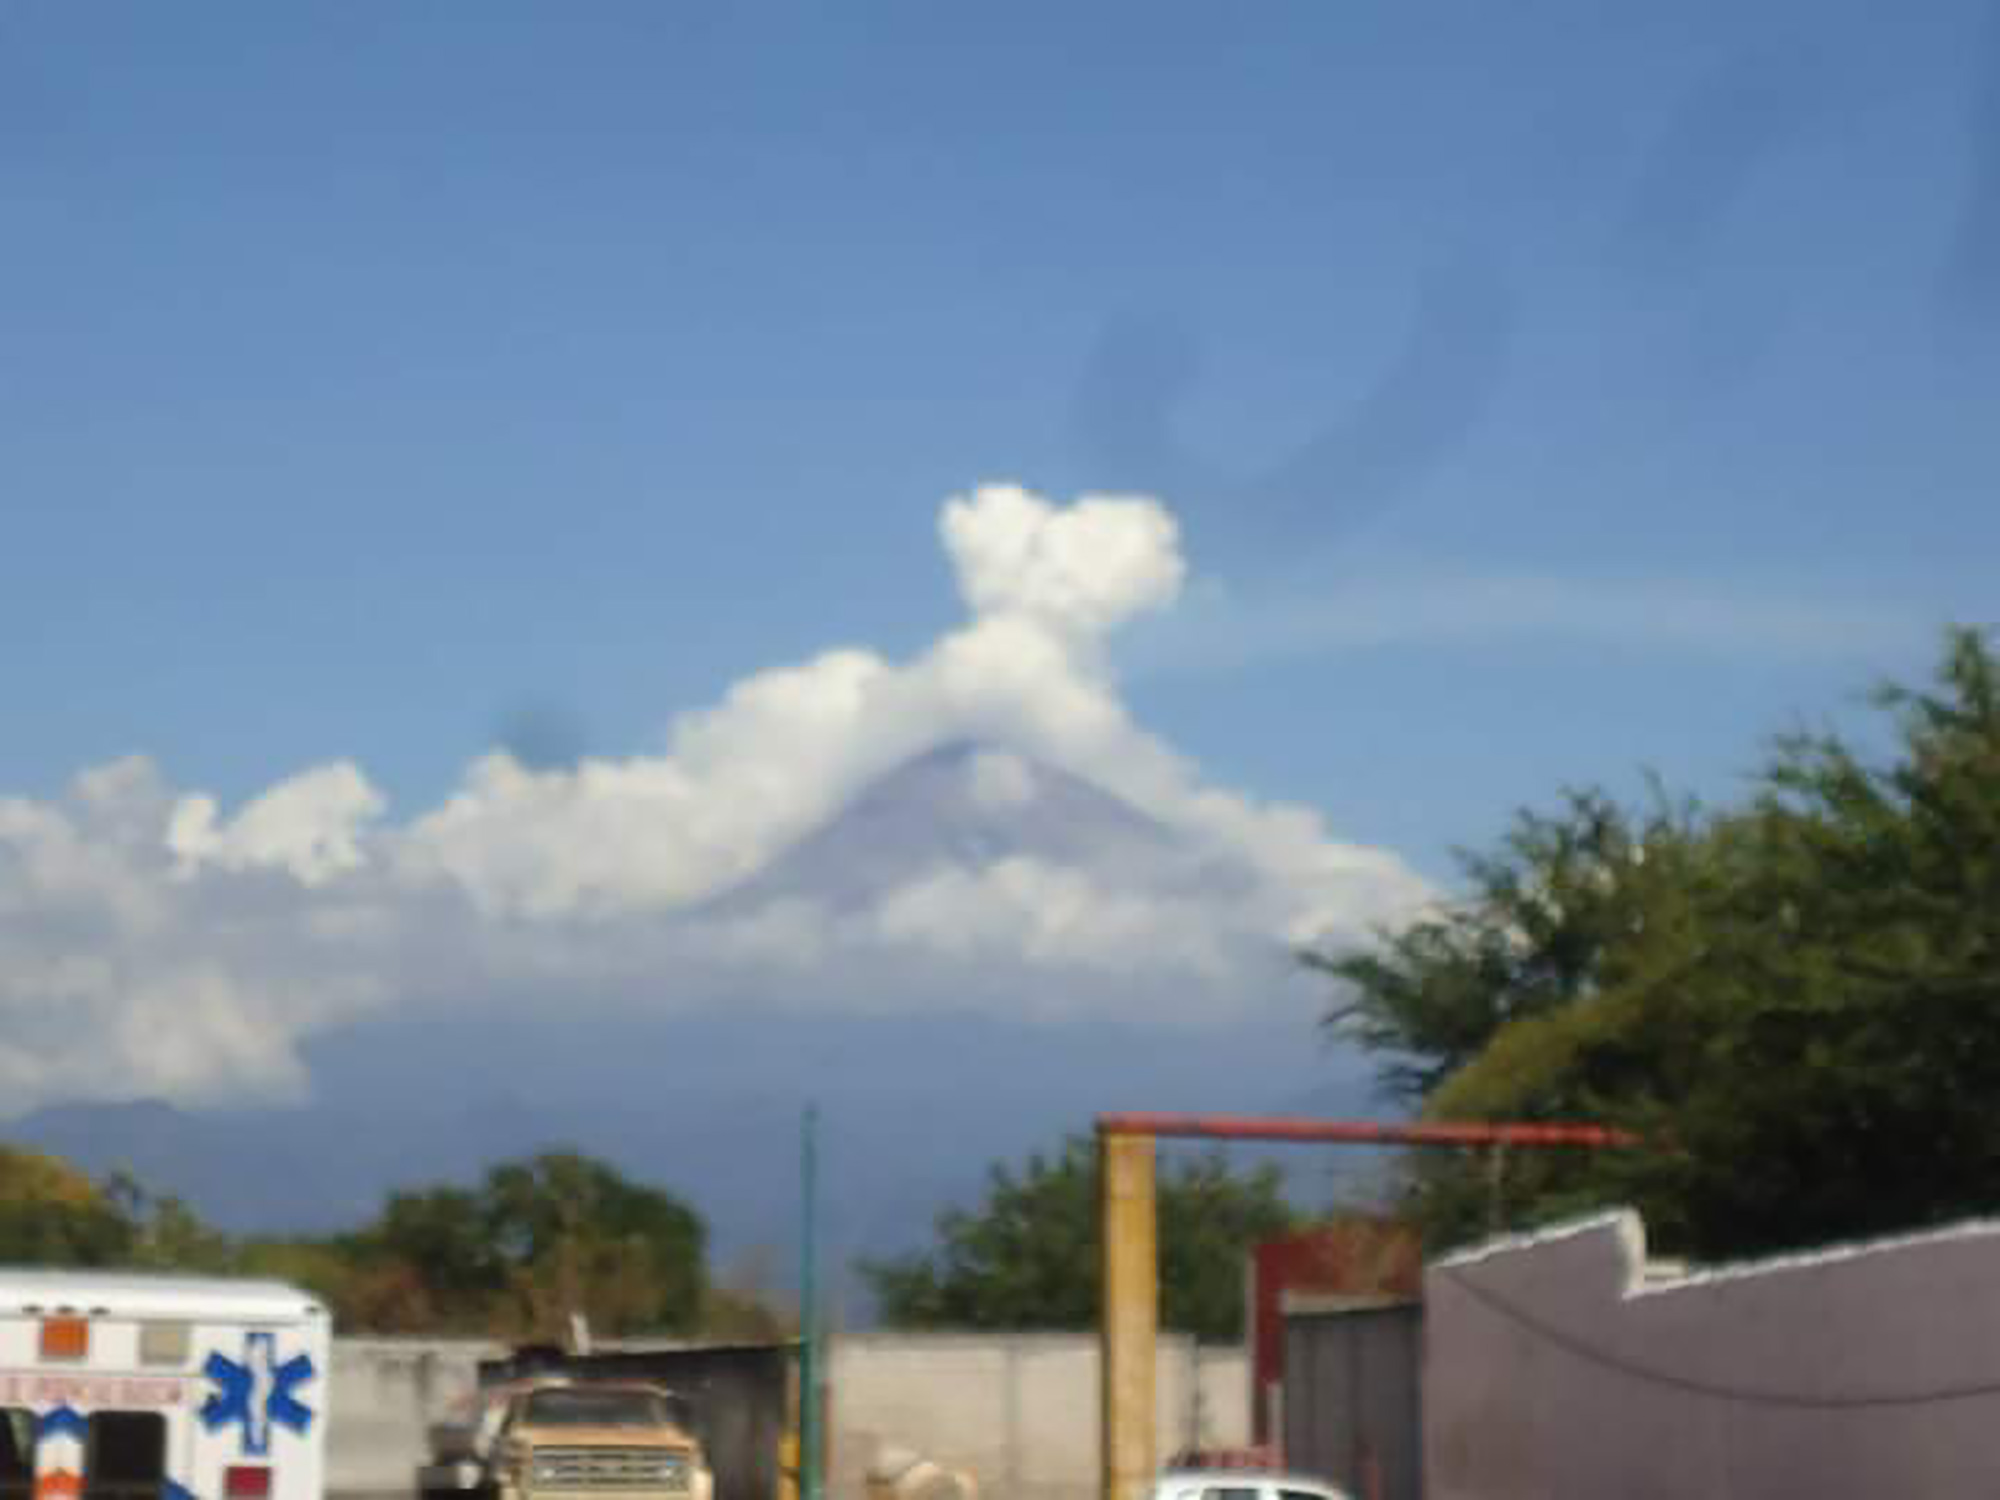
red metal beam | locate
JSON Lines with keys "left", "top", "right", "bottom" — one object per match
{"left": 1095, "top": 1111, "right": 1640, "bottom": 1149}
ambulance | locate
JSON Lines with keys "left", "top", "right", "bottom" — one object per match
{"left": 0, "top": 1270, "right": 329, "bottom": 1500}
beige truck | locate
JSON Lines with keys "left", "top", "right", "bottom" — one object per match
{"left": 421, "top": 1378, "right": 715, "bottom": 1500}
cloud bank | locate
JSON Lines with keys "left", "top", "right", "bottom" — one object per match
{"left": 0, "top": 484, "right": 1429, "bottom": 1113}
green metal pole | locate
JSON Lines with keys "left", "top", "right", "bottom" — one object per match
{"left": 800, "top": 1104, "right": 821, "bottom": 1500}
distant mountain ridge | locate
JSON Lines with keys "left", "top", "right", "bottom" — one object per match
{"left": 8, "top": 1008, "right": 1379, "bottom": 1267}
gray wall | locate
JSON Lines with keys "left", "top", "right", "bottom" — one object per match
{"left": 1424, "top": 1209, "right": 2000, "bottom": 1500}
{"left": 328, "top": 1339, "right": 501, "bottom": 1500}
{"left": 830, "top": 1333, "right": 1248, "bottom": 1500}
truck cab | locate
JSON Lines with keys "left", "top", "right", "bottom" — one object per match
{"left": 422, "top": 1379, "right": 712, "bottom": 1500}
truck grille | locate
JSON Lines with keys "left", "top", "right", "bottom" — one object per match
{"left": 529, "top": 1449, "right": 690, "bottom": 1492}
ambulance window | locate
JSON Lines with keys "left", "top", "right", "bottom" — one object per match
{"left": 84, "top": 1413, "right": 166, "bottom": 1500}
{"left": 0, "top": 1409, "right": 34, "bottom": 1500}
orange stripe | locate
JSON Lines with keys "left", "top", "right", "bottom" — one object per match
{"left": 37, "top": 1471, "right": 82, "bottom": 1500}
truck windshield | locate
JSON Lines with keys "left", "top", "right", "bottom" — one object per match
{"left": 522, "top": 1391, "right": 668, "bottom": 1428}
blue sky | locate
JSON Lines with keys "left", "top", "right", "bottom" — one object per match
{"left": 7, "top": 2, "right": 2000, "bottom": 1253}
{"left": 6, "top": 0, "right": 1996, "bottom": 880}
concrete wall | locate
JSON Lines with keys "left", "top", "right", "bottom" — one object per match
{"left": 1424, "top": 1209, "right": 2000, "bottom": 1500}
{"left": 829, "top": 1334, "right": 1248, "bottom": 1500}
{"left": 326, "top": 1332, "right": 1249, "bottom": 1500}
{"left": 327, "top": 1339, "right": 502, "bottom": 1500}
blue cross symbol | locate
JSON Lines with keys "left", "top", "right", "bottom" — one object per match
{"left": 200, "top": 1333, "right": 317, "bottom": 1456}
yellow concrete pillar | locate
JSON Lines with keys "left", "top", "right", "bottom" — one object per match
{"left": 1101, "top": 1129, "right": 1158, "bottom": 1500}
{"left": 778, "top": 1431, "right": 799, "bottom": 1500}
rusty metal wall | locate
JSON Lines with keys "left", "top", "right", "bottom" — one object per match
{"left": 1281, "top": 1305, "right": 1423, "bottom": 1500}
{"left": 480, "top": 1344, "right": 794, "bottom": 1500}
{"left": 1251, "top": 1226, "right": 1425, "bottom": 1444}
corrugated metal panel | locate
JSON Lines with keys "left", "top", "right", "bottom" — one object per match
{"left": 1282, "top": 1305, "right": 1422, "bottom": 1500}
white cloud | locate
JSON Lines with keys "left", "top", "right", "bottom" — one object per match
{"left": 0, "top": 483, "right": 1430, "bottom": 1113}
{"left": 939, "top": 483, "right": 1185, "bottom": 637}
{"left": 870, "top": 857, "right": 1231, "bottom": 979}
{"left": 168, "top": 762, "right": 385, "bottom": 886}
{"left": 0, "top": 762, "right": 383, "bottom": 1110}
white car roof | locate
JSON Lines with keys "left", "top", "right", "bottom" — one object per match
{"left": 0, "top": 1268, "right": 325, "bottom": 1322}
{"left": 1154, "top": 1474, "right": 1348, "bottom": 1498}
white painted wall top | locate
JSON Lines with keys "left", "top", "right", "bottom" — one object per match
{"left": 1430, "top": 1204, "right": 2000, "bottom": 1300}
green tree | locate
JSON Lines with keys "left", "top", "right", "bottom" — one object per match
{"left": 0, "top": 1152, "right": 240, "bottom": 1272}
{"left": 0, "top": 1141, "right": 716, "bottom": 1341}
{"left": 1316, "top": 627, "right": 2000, "bottom": 1262}
{"left": 324, "top": 1184, "right": 509, "bottom": 1331}
{"left": 321, "top": 1151, "right": 709, "bottom": 1338}
{"left": 0, "top": 1147, "right": 136, "bottom": 1265}
{"left": 484, "top": 1151, "right": 708, "bottom": 1339}
{"left": 697, "top": 1247, "right": 796, "bottom": 1342}
{"left": 105, "top": 1172, "right": 237, "bottom": 1273}
{"left": 862, "top": 1136, "right": 1297, "bottom": 1341}
{"left": 237, "top": 1238, "right": 365, "bottom": 1313}
{"left": 1307, "top": 785, "right": 1695, "bottom": 1105}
